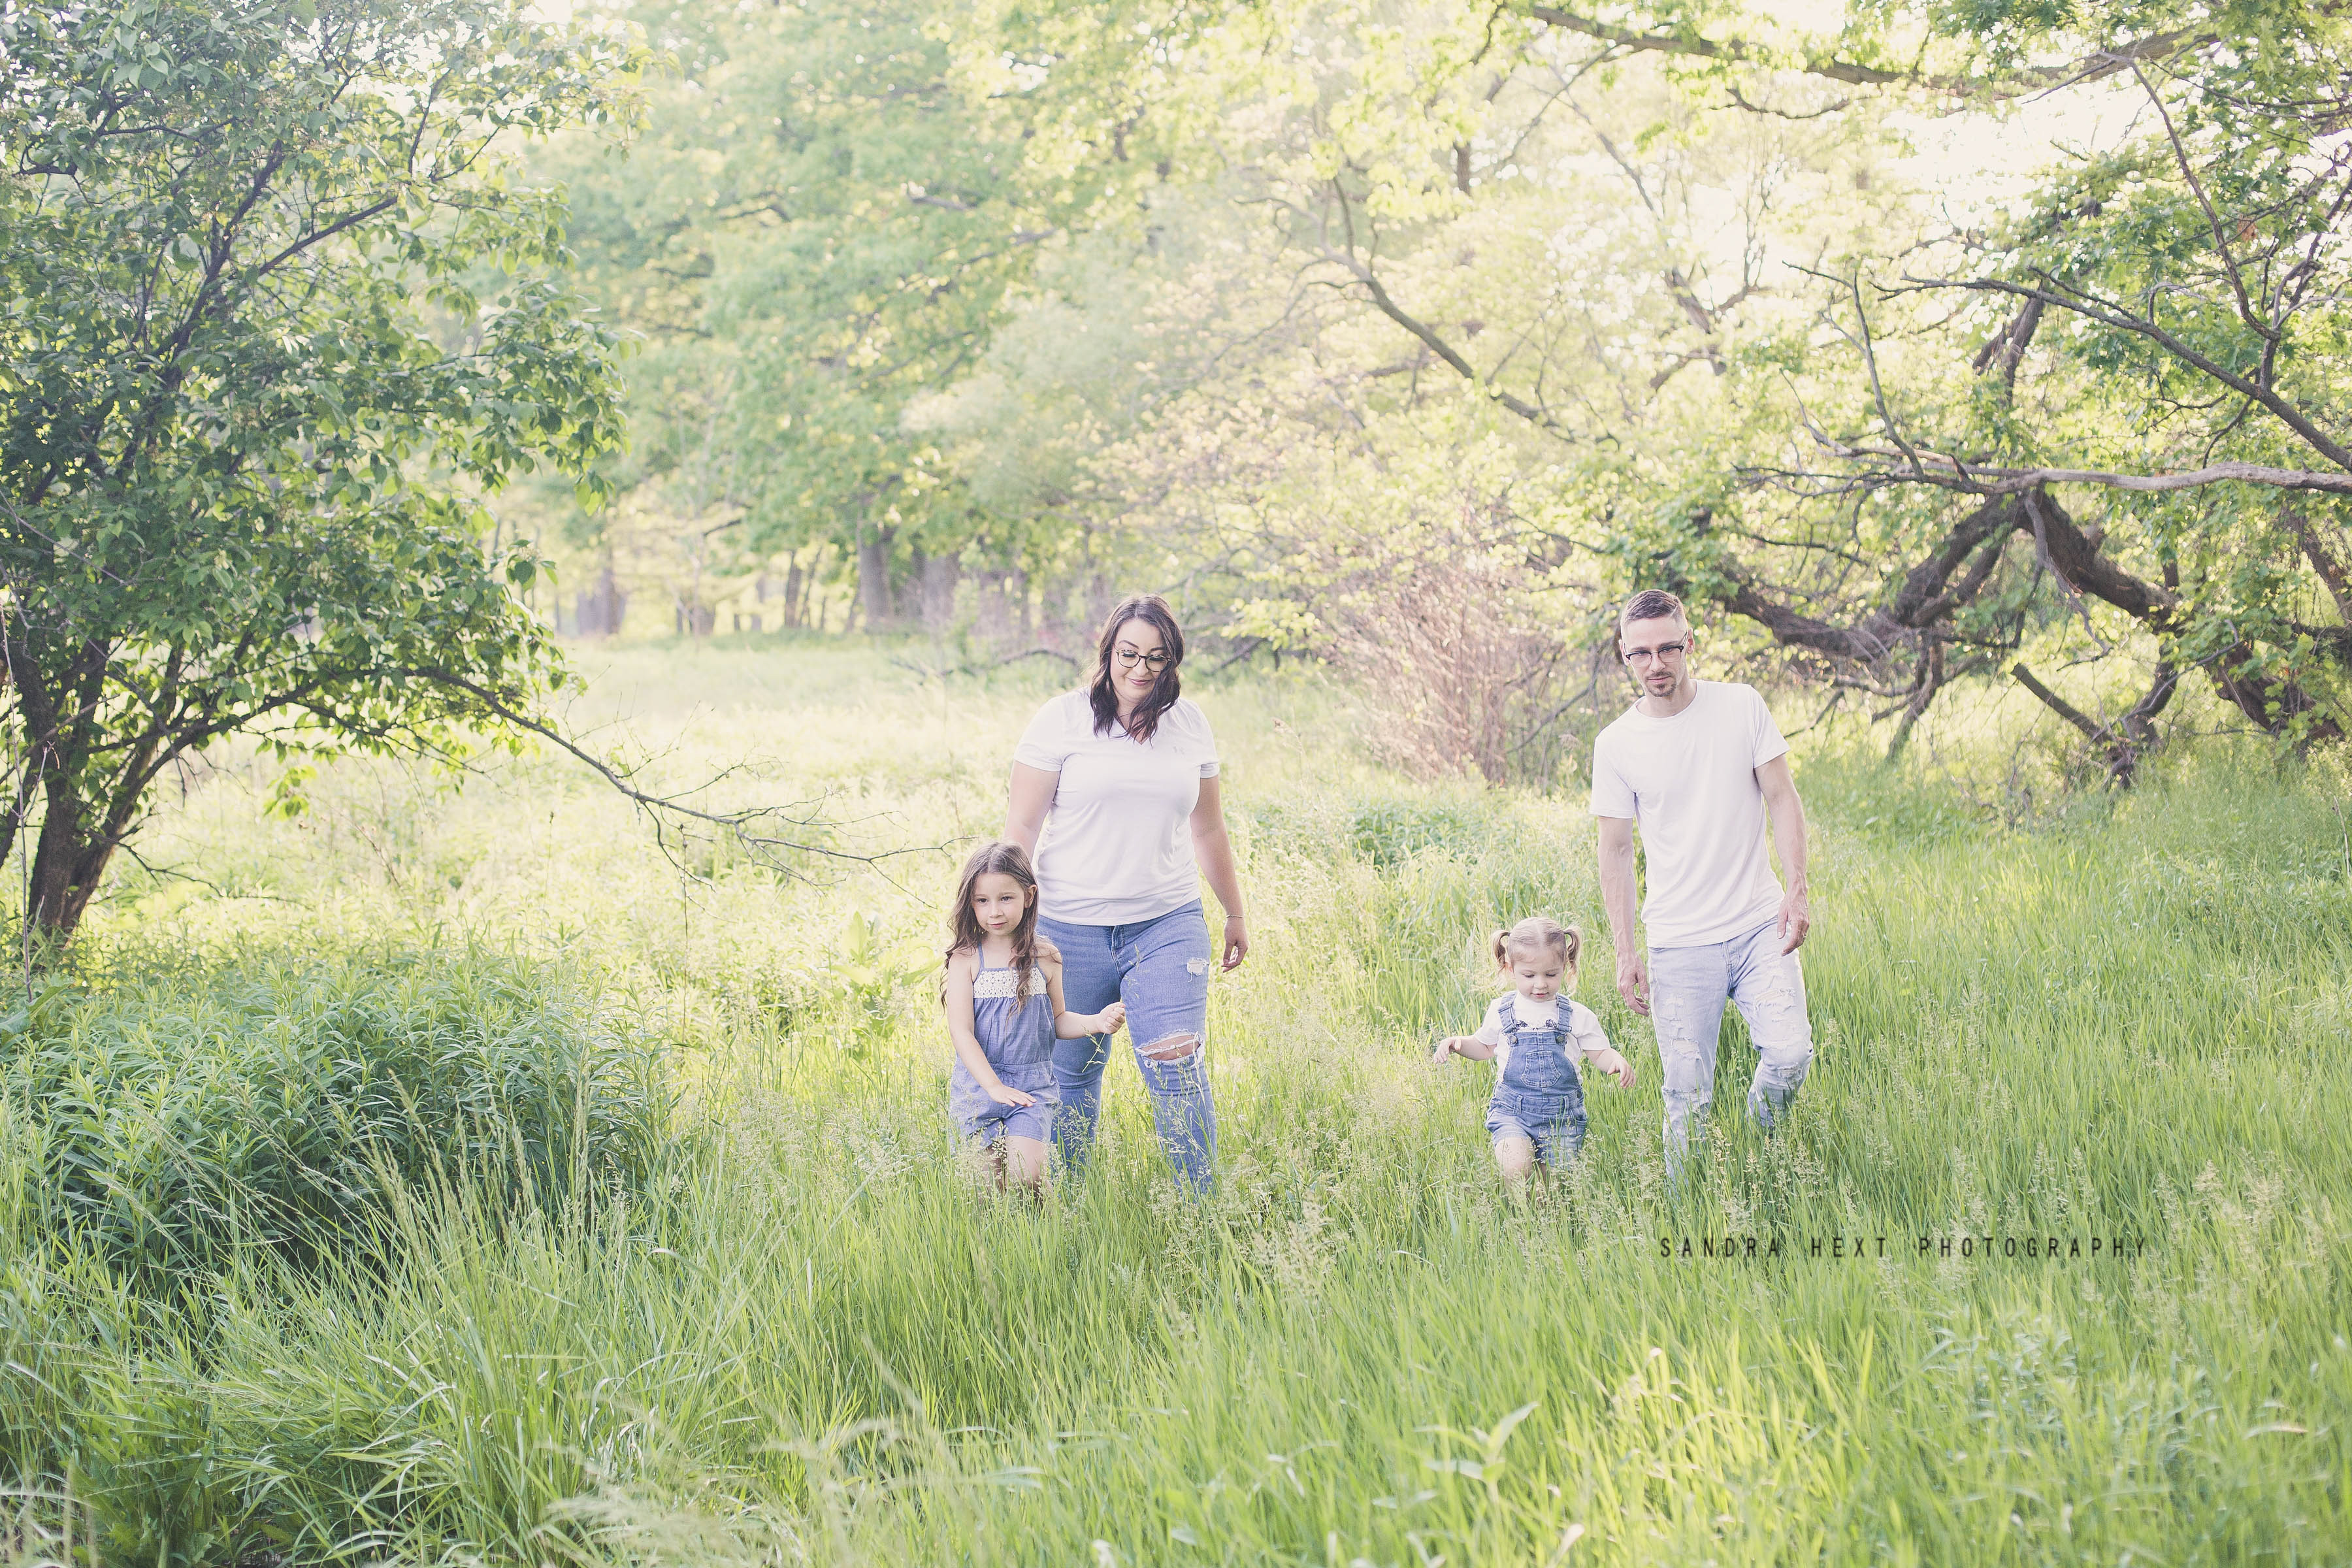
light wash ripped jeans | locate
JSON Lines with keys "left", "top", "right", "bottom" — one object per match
{"left": 1040, "top": 901, "right": 1217, "bottom": 1191}
{"left": 1648, "top": 917, "right": 1814, "bottom": 1179}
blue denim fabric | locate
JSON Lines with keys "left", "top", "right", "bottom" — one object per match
{"left": 1041, "top": 901, "right": 1217, "bottom": 1190}
{"left": 1483, "top": 1006, "right": 1589, "bottom": 1166}
{"left": 956, "top": 1096, "right": 1056, "bottom": 1147}
{"left": 949, "top": 961, "right": 1059, "bottom": 1146}
{"left": 1648, "top": 918, "right": 1814, "bottom": 1179}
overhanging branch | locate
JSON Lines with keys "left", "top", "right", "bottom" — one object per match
{"left": 1522, "top": 7, "right": 2214, "bottom": 102}
{"left": 410, "top": 668, "right": 918, "bottom": 876}
{"left": 1769, "top": 449, "right": 2352, "bottom": 498}
{"left": 1330, "top": 251, "right": 1573, "bottom": 436}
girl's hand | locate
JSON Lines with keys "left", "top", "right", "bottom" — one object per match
{"left": 1431, "top": 1036, "right": 1462, "bottom": 1062}
{"left": 1096, "top": 1001, "right": 1127, "bottom": 1034}
{"left": 1590, "top": 1048, "right": 1635, "bottom": 1088}
{"left": 987, "top": 1083, "right": 1039, "bottom": 1108}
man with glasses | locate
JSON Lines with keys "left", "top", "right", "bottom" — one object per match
{"left": 1591, "top": 589, "right": 1814, "bottom": 1182}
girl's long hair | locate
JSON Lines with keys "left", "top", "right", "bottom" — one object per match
{"left": 1086, "top": 593, "right": 1186, "bottom": 743}
{"left": 945, "top": 840, "right": 1045, "bottom": 1011}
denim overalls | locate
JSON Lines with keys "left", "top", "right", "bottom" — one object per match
{"left": 949, "top": 960, "right": 1059, "bottom": 1146}
{"left": 1484, "top": 1004, "right": 1589, "bottom": 1166}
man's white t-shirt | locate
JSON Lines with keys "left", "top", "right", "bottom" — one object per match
{"left": 1472, "top": 994, "right": 1611, "bottom": 1076}
{"left": 1013, "top": 691, "right": 1220, "bottom": 925}
{"left": 1588, "top": 680, "right": 1789, "bottom": 949}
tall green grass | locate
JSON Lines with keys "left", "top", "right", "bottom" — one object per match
{"left": 0, "top": 647, "right": 2345, "bottom": 1565}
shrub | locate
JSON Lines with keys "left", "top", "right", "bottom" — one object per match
{"left": 0, "top": 952, "right": 668, "bottom": 1292}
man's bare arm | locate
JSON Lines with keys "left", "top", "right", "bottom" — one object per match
{"left": 1597, "top": 814, "right": 1648, "bottom": 1015}
{"left": 1756, "top": 755, "right": 1811, "bottom": 954}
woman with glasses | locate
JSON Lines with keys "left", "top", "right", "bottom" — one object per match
{"left": 1004, "top": 593, "right": 1247, "bottom": 1191}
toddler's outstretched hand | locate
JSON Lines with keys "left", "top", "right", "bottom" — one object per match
{"left": 1590, "top": 1047, "right": 1635, "bottom": 1088}
{"left": 1096, "top": 1001, "right": 1127, "bottom": 1034}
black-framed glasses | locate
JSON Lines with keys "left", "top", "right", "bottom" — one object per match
{"left": 1114, "top": 647, "right": 1173, "bottom": 673}
{"left": 1622, "top": 638, "right": 1690, "bottom": 664}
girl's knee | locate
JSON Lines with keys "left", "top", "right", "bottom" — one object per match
{"left": 1002, "top": 1135, "right": 1051, "bottom": 1188}
{"left": 1493, "top": 1137, "right": 1537, "bottom": 1180}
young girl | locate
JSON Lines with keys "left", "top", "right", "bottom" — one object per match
{"left": 1433, "top": 917, "right": 1635, "bottom": 1185}
{"left": 942, "top": 840, "right": 1126, "bottom": 1192}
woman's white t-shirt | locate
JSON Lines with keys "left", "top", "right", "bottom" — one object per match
{"left": 1472, "top": 995, "right": 1610, "bottom": 1076}
{"left": 1013, "top": 691, "right": 1220, "bottom": 925}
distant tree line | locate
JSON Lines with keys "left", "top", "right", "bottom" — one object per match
{"left": 6, "top": 0, "right": 2347, "bottom": 934}
{"left": 536, "top": 0, "right": 2349, "bottom": 782}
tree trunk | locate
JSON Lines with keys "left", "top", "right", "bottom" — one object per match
{"left": 26, "top": 793, "right": 120, "bottom": 938}
{"left": 575, "top": 559, "right": 626, "bottom": 636}
{"left": 918, "top": 548, "right": 960, "bottom": 629}
{"left": 857, "top": 525, "right": 897, "bottom": 630}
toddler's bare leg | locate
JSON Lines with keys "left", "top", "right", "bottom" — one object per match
{"left": 1492, "top": 1135, "right": 1537, "bottom": 1190}
{"left": 1002, "top": 1135, "right": 1051, "bottom": 1193}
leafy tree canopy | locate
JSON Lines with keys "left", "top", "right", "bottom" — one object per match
{"left": 0, "top": 0, "right": 638, "bottom": 934}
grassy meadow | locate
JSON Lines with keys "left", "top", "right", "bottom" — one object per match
{"left": 3, "top": 639, "right": 2349, "bottom": 1566}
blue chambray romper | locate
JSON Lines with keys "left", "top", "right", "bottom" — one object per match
{"left": 949, "top": 959, "right": 1060, "bottom": 1145}
{"left": 1483, "top": 1005, "right": 1590, "bottom": 1167}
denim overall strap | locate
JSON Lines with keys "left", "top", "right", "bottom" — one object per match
{"left": 1497, "top": 1008, "right": 1585, "bottom": 1097}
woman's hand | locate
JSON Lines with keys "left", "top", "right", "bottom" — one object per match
{"left": 1589, "top": 1047, "right": 1636, "bottom": 1088}
{"left": 987, "top": 1081, "right": 1039, "bottom": 1108}
{"left": 1220, "top": 914, "right": 1249, "bottom": 971}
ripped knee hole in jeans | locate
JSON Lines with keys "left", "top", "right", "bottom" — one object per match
{"left": 1139, "top": 1032, "right": 1200, "bottom": 1062}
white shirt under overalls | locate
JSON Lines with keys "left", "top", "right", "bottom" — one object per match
{"left": 1472, "top": 994, "right": 1612, "bottom": 1074}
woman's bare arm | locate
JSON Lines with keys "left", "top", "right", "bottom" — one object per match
{"left": 1188, "top": 775, "right": 1249, "bottom": 969}
{"left": 1005, "top": 762, "right": 1058, "bottom": 856}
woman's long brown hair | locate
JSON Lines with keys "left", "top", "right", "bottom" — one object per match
{"left": 1087, "top": 593, "right": 1186, "bottom": 743}
{"left": 945, "top": 840, "right": 1045, "bottom": 1011}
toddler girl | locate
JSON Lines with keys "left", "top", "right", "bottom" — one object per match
{"left": 942, "top": 840, "right": 1126, "bottom": 1192}
{"left": 1433, "top": 917, "right": 1635, "bottom": 1184}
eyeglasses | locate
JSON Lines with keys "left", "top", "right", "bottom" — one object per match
{"left": 1622, "top": 638, "right": 1690, "bottom": 665}
{"left": 1114, "top": 647, "right": 1173, "bottom": 673}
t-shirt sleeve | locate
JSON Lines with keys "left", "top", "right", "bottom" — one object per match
{"left": 1012, "top": 694, "right": 1076, "bottom": 773}
{"left": 1565, "top": 1000, "right": 1612, "bottom": 1058}
{"left": 1588, "top": 732, "right": 1636, "bottom": 818}
{"left": 1188, "top": 701, "right": 1221, "bottom": 778}
{"left": 1472, "top": 996, "right": 1510, "bottom": 1047}
{"left": 1749, "top": 686, "right": 1791, "bottom": 768}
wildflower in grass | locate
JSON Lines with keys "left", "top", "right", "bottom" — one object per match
{"left": 1433, "top": 917, "right": 1634, "bottom": 1190}
{"left": 942, "top": 840, "right": 1127, "bottom": 1193}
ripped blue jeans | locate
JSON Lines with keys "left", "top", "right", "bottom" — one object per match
{"left": 1648, "top": 919, "right": 1814, "bottom": 1180}
{"left": 1040, "top": 901, "right": 1217, "bottom": 1191}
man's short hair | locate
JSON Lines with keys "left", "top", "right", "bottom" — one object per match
{"left": 1619, "top": 588, "right": 1688, "bottom": 628}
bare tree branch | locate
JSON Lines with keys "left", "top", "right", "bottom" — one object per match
{"left": 1523, "top": 5, "right": 2213, "bottom": 100}
{"left": 1328, "top": 250, "right": 1573, "bottom": 436}
{"left": 410, "top": 668, "right": 915, "bottom": 875}
{"left": 1890, "top": 276, "right": 2352, "bottom": 472}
